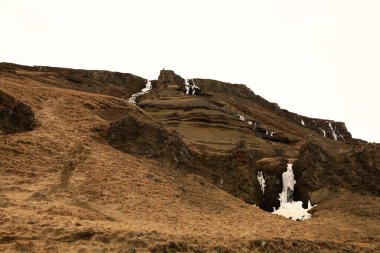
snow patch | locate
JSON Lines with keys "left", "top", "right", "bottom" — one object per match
{"left": 129, "top": 80, "right": 152, "bottom": 103}
{"left": 236, "top": 114, "right": 246, "bottom": 122}
{"left": 273, "top": 201, "right": 314, "bottom": 221}
{"left": 234, "top": 114, "right": 263, "bottom": 133}
{"left": 301, "top": 120, "right": 305, "bottom": 127}
{"left": 257, "top": 171, "right": 266, "bottom": 194}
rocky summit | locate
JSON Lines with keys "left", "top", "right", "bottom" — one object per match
{"left": 0, "top": 63, "right": 379, "bottom": 253}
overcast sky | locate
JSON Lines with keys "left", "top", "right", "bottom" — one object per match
{"left": 1, "top": 0, "right": 379, "bottom": 142}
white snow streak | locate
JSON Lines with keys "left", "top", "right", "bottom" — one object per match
{"left": 328, "top": 122, "right": 338, "bottom": 141}
{"left": 129, "top": 80, "right": 152, "bottom": 103}
{"left": 257, "top": 171, "right": 266, "bottom": 194}
{"left": 319, "top": 127, "right": 326, "bottom": 137}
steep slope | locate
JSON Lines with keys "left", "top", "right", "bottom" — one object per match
{"left": 0, "top": 63, "right": 379, "bottom": 252}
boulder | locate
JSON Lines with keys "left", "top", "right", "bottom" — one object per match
{"left": 0, "top": 90, "right": 35, "bottom": 135}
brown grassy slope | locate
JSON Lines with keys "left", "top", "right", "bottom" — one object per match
{"left": 0, "top": 73, "right": 379, "bottom": 252}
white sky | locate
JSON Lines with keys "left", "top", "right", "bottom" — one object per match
{"left": 1, "top": 0, "right": 379, "bottom": 142}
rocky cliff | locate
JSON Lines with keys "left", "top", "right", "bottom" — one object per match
{"left": 120, "top": 69, "right": 375, "bottom": 211}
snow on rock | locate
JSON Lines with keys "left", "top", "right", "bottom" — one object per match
{"left": 272, "top": 163, "right": 315, "bottom": 221}
{"left": 319, "top": 127, "right": 326, "bottom": 137}
{"left": 328, "top": 121, "right": 338, "bottom": 141}
{"left": 236, "top": 114, "right": 246, "bottom": 122}
{"left": 191, "top": 79, "right": 199, "bottom": 95}
{"left": 257, "top": 171, "right": 266, "bottom": 194}
{"left": 184, "top": 79, "right": 190, "bottom": 95}
{"left": 301, "top": 119, "right": 305, "bottom": 127}
{"left": 235, "top": 114, "right": 262, "bottom": 133}
{"left": 129, "top": 80, "right": 152, "bottom": 104}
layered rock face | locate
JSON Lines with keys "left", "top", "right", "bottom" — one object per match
{"left": 0, "top": 89, "right": 34, "bottom": 135}
{"left": 193, "top": 77, "right": 352, "bottom": 142}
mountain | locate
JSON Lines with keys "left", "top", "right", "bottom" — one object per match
{"left": 0, "top": 63, "right": 379, "bottom": 252}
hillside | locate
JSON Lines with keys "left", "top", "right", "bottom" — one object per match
{"left": 0, "top": 63, "right": 379, "bottom": 253}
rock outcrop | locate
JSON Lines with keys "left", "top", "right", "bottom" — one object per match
{"left": 0, "top": 89, "right": 35, "bottom": 135}
{"left": 157, "top": 69, "right": 184, "bottom": 90}
{"left": 107, "top": 108, "right": 196, "bottom": 169}
{"left": 293, "top": 142, "right": 380, "bottom": 206}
